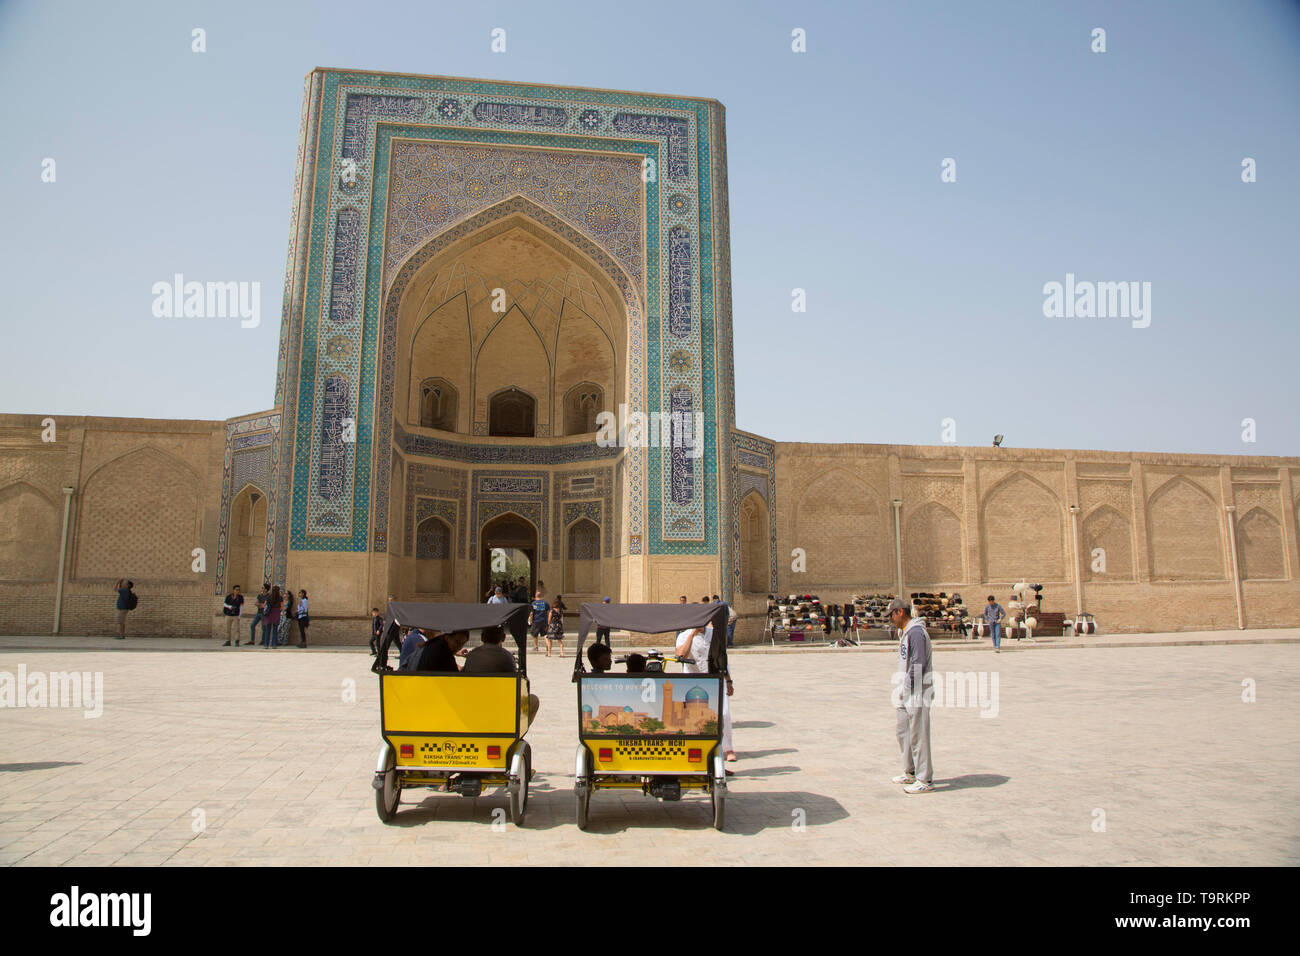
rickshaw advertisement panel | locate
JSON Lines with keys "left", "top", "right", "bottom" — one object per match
{"left": 579, "top": 676, "right": 722, "bottom": 739}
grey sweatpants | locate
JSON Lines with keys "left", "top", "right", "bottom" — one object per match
{"left": 896, "top": 704, "right": 932, "bottom": 784}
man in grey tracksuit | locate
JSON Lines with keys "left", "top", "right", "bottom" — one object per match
{"left": 889, "top": 597, "right": 934, "bottom": 793}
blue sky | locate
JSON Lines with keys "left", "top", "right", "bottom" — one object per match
{"left": 1, "top": 0, "right": 1296, "bottom": 456}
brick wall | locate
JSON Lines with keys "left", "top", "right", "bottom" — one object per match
{"left": 759, "top": 442, "right": 1300, "bottom": 634}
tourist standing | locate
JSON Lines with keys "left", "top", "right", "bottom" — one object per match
{"left": 221, "top": 585, "right": 245, "bottom": 646}
{"left": 248, "top": 584, "right": 269, "bottom": 646}
{"left": 279, "top": 586, "right": 297, "bottom": 646}
{"left": 296, "top": 590, "right": 310, "bottom": 647}
{"left": 488, "top": 586, "right": 508, "bottom": 605}
{"left": 889, "top": 597, "right": 933, "bottom": 793}
{"left": 595, "top": 595, "right": 612, "bottom": 646}
{"left": 528, "top": 590, "right": 550, "bottom": 652}
{"left": 546, "top": 595, "right": 566, "bottom": 657}
{"left": 726, "top": 599, "right": 738, "bottom": 647}
{"left": 114, "top": 579, "right": 135, "bottom": 640}
{"left": 676, "top": 618, "right": 736, "bottom": 761}
{"left": 369, "top": 607, "right": 384, "bottom": 656}
{"left": 984, "top": 595, "right": 1005, "bottom": 653}
{"left": 262, "top": 587, "right": 282, "bottom": 647}
{"left": 386, "top": 595, "right": 402, "bottom": 650}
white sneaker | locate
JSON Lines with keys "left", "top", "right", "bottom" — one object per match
{"left": 892, "top": 774, "right": 916, "bottom": 785}
{"left": 904, "top": 781, "right": 934, "bottom": 794}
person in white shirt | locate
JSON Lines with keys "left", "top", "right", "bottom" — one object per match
{"left": 487, "top": 586, "right": 508, "bottom": 605}
{"left": 675, "top": 618, "right": 736, "bottom": 761}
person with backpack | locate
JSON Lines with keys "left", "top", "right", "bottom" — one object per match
{"left": 114, "top": 579, "right": 136, "bottom": 640}
{"left": 221, "top": 585, "right": 245, "bottom": 646}
{"left": 527, "top": 590, "right": 550, "bottom": 652}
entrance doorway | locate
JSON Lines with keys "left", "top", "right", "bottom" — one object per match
{"left": 479, "top": 512, "right": 537, "bottom": 601}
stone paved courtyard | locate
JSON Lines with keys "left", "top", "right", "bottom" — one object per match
{"left": 1, "top": 637, "right": 1297, "bottom": 866}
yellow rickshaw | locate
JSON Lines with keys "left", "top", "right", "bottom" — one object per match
{"left": 371, "top": 602, "right": 533, "bottom": 826}
{"left": 571, "top": 602, "right": 731, "bottom": 831}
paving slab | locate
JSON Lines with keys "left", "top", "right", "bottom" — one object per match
{"left": 1, "top": 639, "right": 1297, "bottom": 865}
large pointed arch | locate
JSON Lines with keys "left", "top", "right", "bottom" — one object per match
{"left": 980, "top": 470, "right": 1065, "bottom": 583}
{"left": 374, "top": 195, "right": 644, "bottom": 548}
{"left": 1236, "top": 506, "right": 1284, "bottom": 580}
{"left": 0, "top": 481, "right": 60, "bottom": 581}
{"left": 76, "top": 446, "right": 203, "bottom": 580}
{"left": 791, "top": 468, "right": 890, "bottom": 586}
{"left": 1146, "top": 475, "right": 1223, "bottom": 581}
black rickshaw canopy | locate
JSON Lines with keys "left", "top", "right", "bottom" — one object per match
{"left": 374, "top": 602, "right": 531, "bottom": 674}
{"left": 573, "top": 602, "right": 730, "bottom": 677}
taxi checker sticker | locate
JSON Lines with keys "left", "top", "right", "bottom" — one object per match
{"left": 400, "top": 740, "right": 483, "bottom": 766}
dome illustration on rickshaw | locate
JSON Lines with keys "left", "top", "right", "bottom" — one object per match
{"left": 622, "top": 705, "right": 633, "bottom": 712}
{"left": 684, "top": 686, "right": 709, "bottom": 703}
{"left": 581, "top": 704, "right": 592, "bottom": 714}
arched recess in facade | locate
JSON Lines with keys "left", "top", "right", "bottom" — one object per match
{"left": 0, "top": 481, "right": 59, "bottom": 581}
{"left": 564, "top": 517, "right": 602, "bottom": 596}
{"left": 373, "top": 195, "right": 646, "bottom": 554}
{"left": 75, "top": 446, "right": 203, "bottom": 581}
{"left": 225, "top": 484, "right": 269, "bottom": 592}
{"left": 980, "top": 470, "right": 1066, "bottom": 584}
{"left": 737, "top": 489, "right": 770, "bottom": 594}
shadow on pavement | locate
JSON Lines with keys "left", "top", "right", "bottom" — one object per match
{"left": 378, "top": 777, "right": 849, "bottom": 836}
{"left": 734, "top": 748, "right": 797, "bottom": 760}
{"left": 732, "top": 720, "right": 774, "bottom": 729}
{"left": 0, "top": 761, "right": 83, "bottom": 772}
{"left": 731, "top": 764, "right": 800, "bottom": 778}
{"left": 931, "top": 773, "right": 1010, "bottom": 791}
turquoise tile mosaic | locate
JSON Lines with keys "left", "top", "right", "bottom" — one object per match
{"left": 273, "top": 70, "right": 732, "bottom": 568}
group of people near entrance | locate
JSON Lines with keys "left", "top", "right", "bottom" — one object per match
{"left": 219, "top": 583, "right": 311, "bottom": 648}
{"left": 485, "top": 582, "right": 568, "bottom": 658}
{"left": 112, "top": 580, "right": 312, "bottom": 647}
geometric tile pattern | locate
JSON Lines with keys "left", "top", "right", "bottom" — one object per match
{"left": 278, "top": 71, "right": 730, "bottom": 573}
{"left": 470, "top": 469, "right": 551, "bottom": 561}
{"left": 385, "top": 141, "right": 644, "bottom": 289}
{"left": 215, "top": 413, "right": 281, "bottom": 596}
{"left": 404, "top": 464, "right": 467, "bottom": 559}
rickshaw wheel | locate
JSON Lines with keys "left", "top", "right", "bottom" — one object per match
{"left": 575, "top": 784, "right": 590, "bottom": 830}
{"left": 508, "top": 743, "right": 530, "bottom": 826}
{"left": 376, "top": 749, "right": 401, "bottom": 823}
{"left": 711, "top": 755, "right": 726, "bottom": 831}
{"left": 574, "top": 747, "right": 592, "bottom": 830}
